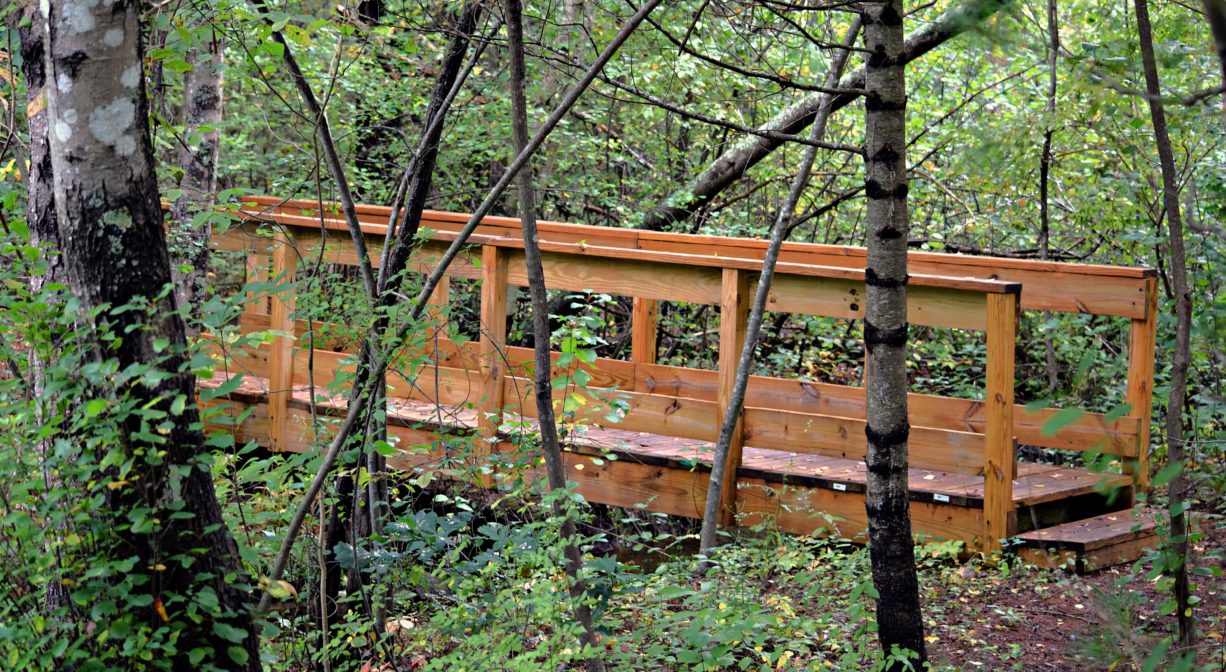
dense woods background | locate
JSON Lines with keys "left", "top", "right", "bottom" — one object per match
{"left": 0, "top": 0, "right": 1224, "bottom": 670}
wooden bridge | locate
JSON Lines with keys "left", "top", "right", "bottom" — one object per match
{"left": 202, "top": 196, "right": 1161, "bottom": 567}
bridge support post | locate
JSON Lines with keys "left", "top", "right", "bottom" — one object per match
{"left": 630, "top": 297, "right": 658, "bottom": 365}
{"left": 478, "top": 245, "right": 508, "bottom": 484}
{"left": 716, "top": 268, "right": 750, "bottom": 527}
{"left": 983, "top": 291, "right": 1019, "bottom": 552}
{"left": 1125, "top": 277, "right": 1158, "bottom": 496}
{"left": 267, "top": 230, "right": 297, "bottom": 452}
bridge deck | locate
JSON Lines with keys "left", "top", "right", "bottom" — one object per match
{"left": 203, "top": 372, "right": 1132, "bottom": 542}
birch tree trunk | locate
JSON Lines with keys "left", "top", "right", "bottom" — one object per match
{"left": 41, "top": 1, "right": 259, "bottom": 667}
{"left": 169, "top": 22, "right": 224, "bottom": 334}
{"left": 1134, "top": 0, "right": 1196, "bottom": 650}
{"left": 861, "top": 1, "right": 927, "bottom": 667}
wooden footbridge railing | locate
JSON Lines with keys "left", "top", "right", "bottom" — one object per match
{"left": 203, "top": 196, "right": 1158, "bottom": 555}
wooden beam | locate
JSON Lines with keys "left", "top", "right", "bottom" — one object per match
{"left": 630, "top": 297, "right": 659, "bottom": 365}
{"left": 477, "top": 245, "right": 509, "bottom": 483}
{"left": 716, "top": 268, "right": 750, "bottom": 526}
{"left": 742, "top": 407, "right": 985, "bottom": 476}
{"left": 1125, "top": 277, "right": 1159, "bottom": 494}
{"left": 983, "top": 292, "right": 1019, "bottom": 551}
{"left": 266, "top": 234, "right": 297, "bottom": 452}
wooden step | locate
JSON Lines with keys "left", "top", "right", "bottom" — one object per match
{"left": 1014, "top": 508, "right": 1160, "bottom": 573}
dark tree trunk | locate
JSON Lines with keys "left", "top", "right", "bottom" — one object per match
{"left": 309, "top": 3, "right": 480, "bottom": 648}
{"left": 1204, "top": 0, "right": 1226, "bottom": 132}
{"left": 169, "top": 23, "right": 224, "bottom": 334}
{"left": 504, "top": 1, "right": 606, "bottom": 669}
{"left": 1039, "top": 0, "right": 1059, "bottom": 392}
{"left": 41, "top": 1, "right": 259, "bottom": 668}
{"left": 17, "top": 6, "right": 58, "bottom": 272}
{"left": 640, "top": 0, "right": 1013, "bottom": 231}
{"left": 861, "top": 1, "right": 927, "bottom": 668}
{"left": 1135, "top": 0, "right": 1196, "bottom": 651}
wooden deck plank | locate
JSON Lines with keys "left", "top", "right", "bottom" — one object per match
{"left": 1016, "top": 509, "right": 1158, "bottom": 552}
{"left": 201, "top": 372, "right": 1131, "bottom": 512}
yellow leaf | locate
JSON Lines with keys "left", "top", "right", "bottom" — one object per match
{"left": 153, "top": 597, "right": 169, "bottom": 623}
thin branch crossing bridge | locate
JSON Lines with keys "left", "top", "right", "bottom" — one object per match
{"left": 203, "top": 196, "right": 1161, "bottom": 569}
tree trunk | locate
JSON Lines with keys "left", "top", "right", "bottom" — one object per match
{"left": 505, "top": 1, "right": 606, "bottom": 669}
{"left": 41, "top": 1, "right": 259, "bottom": 668}
{"left": 1203, "top": 0, "right": 1226, "bottom": 131}
{"left": 1039, "top": 0, "right": 1059, "bottom": 393}
{"left": 16, "top": 0, "right": 75, "bottom": 615}
{"left": 640, "top": 0, "right": 1013, "bottom": 231}
{"left": 1134, "top": 0, "right": 1196, "bottom": 651}
{"left": 169, "top": 23, "right": 225, "bottom": 334}
{"left": 861, "top": 2, "right": 927, "bottom": 668}
{"left": 698, "top": 16, "right": 862, "bottom": 566}
{"left": 16, "top": 6, "right": 58, "bottom": 274}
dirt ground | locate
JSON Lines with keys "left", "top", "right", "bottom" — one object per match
{"left": 926, "top": 519, "right": 1226, "bottom": 671}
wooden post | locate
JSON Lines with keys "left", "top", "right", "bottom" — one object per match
{"left": 983, "top": 291, "right": 1018, "bottom": 552}
{"left": 243, "top": 244, "right": 270, "bottom": 320}
{"left": 427, "top": 274, "right": 450, "bottom": 336}
{"left": 1125, "top": 277, "right": 1159, "bottom": 494}
{"left": 630, "top": 296, "right": 658, "bottom": 365}
{"left": 267, "top": 232, "right": 297, "bottom": 452}
{"left": 477, "top": 245, "right": 509, "bottom": 482}
{"left": 716, "top": 268, "right": 750, "bottom": 527}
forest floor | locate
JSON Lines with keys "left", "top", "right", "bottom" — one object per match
{"left": 922, "top": 519, "right": 1226, "bottom": 671}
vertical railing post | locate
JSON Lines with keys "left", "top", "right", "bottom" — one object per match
{"left": 427, "top": 274, "right": 451, "bottom": 336}
{"left": 478, "top": 245, "right": 509, "bottom": 483}
{"left": 267, "top": 230, "right": 298, "bottom": 452}
{"left": 243, "top": 241, "right": 270, "bottom": 322}
{"left": 630, "top": 297, "right": 659, "bottom": 365}
{"left": 716, "top": 269, "right": 750, "bottom": 527}
{"left": 1125, "top": 276, "right": 1159, "bottom": 496}
{"left": 983, "top": 290, "right": 1018, "bottom": 552}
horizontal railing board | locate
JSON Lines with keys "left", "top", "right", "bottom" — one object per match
{"left": 633, "top": 360, "right": 1139, "bottom": 456}
{"left": 238, "top": 196, "right": 1153, "bottom": 317}
{"left": 742, "top": 406, "right": 985, "bottom": 476}
{"left": 219, "top": 313, "right": 1137, "bottom": 457}
{"left": 231, "top": 208, "right": 1020, "bottom": 295}
{"left": 221, "top": 224, "right": 1004, "bottom": 330}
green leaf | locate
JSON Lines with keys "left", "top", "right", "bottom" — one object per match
{"left": 213, "top": 621, "right": 248, "bottom": 643}
{"left": 1104, "top": 402, "right": 1133, "bottom": 423}
{"left": 201, "top": 375, "right": 244, "bottom": 400}
{"left": 1152, "top": 460, "right": 1184, "bottom": 488}
{"left": 164, "top": 59, "right": 193, "bottom": 74}
{"left": 228, "top": 646, "right": 250, "bottom": 665}
{"left": 373, "top": 440, "right": 397, "bottom": 457}
{"left": 263, "top": 40, "right": 285, "bottom": 58}
{"left": 83, "top": 399, "right": 108, "bottom": 418}
{"left": 1041, "top": 407, "right": 1084, "bottom": 437}
{"left": 1024, "top": 398, "right": 1052, "bottom": 413}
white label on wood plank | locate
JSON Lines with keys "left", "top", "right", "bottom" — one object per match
{"left": 832, "top": 482, "right": 847, "bottom": 491}
{"left": 932, "top": 493, "right": 951, "bottom": 503}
